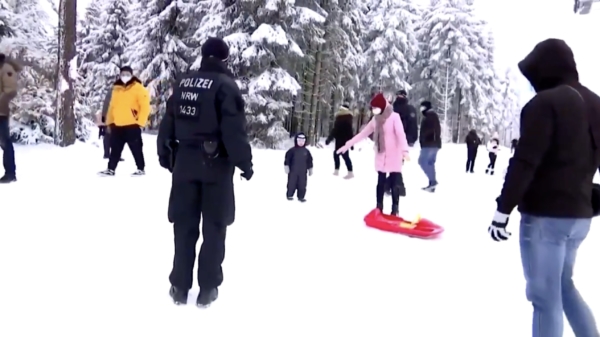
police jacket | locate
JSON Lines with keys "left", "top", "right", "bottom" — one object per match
{"left": 157, "top": 57, "right": 252, "bottom": 173}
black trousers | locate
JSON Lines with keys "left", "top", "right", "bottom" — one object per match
{"left": 333, "top": 151, "right": 353, "bottom": 171}
{"left": 107, "top": 125, "right": 145, "bottom": 171}
{"left": 286, "top": 172, "right": 307, "bottom": 199}
{"left": 466, "top": 149, "right": 477, "bottom": 172}
{"left": 378, "top": 172, "right": 403, "bottom": 207}
{"left": 168, "top": 154, "right": 235, "bottom": 290}
{"left": 102, "top": 130, "right": 111, "bottom": 158}
{"left": 0, "top": 116, "right": 15, "bottom": 176}
{"left": 487, "top": 152, "right": 497, "bottom": 170}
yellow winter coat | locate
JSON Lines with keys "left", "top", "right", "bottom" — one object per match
{"left": 106, "top": 78, "right": 151, "bottom": 127}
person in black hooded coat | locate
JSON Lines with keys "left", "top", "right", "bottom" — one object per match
{"left": 325, "top": 104, "right": 354, "bottom": 178}
{"left": 465, "top": 129, "right": 480, "bottom": 173}
{"left": 488, "top": 38, "right": 600, "bottom": 336}
{"left": 392, "top": 90, "right": 418, "bottom": 146}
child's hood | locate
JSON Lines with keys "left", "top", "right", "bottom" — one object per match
{"left": 294, "top": 132, "right": 307, "bottom": 147}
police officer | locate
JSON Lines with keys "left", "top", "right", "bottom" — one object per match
{"left": 157, "top": 37, "right": 253, "bottom": 308}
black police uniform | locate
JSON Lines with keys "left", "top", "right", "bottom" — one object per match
{"left": 157, "top": 54, "right": 253, "bottom": 307}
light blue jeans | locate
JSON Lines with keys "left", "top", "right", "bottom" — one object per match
{"left": 519, "top": 214, "right": 599, "bottom": 337}
{"left": 418, "top": 147, "right": 439, "bottom": 184}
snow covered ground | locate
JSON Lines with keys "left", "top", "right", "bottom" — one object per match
{"left": 1, "top": 136, "right": 598, "bottom": 336}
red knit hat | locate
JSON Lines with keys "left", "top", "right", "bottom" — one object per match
{"left": 370, "top": 93, "right": 387, "bottom": 111}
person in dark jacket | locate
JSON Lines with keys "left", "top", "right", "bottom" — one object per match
{"left": 488, "top": 39, "right": 600, "bottom": 336}
{"left": 465, "top": 129, "right": 480, "bottom": 173}
{"left": 510, "top": 138, "right": 518, "bottom": 154}
{"left": 284, "top": 132, "right": 313, "bottom": 202}
{"left": 157, "top": 37, "right": 253, "bottom": 308}
{"left": 0, "top": 54, "right": 21, "bottom": 184}
{"left": 393, "top": 90, "right": 418, "bottom": 146}
{"left": 418, "top": 101, "right": 441, "bottom": 192}
{"left": 96, "top": 87, "right": 124, "bottom": 162}
{"left": 325, "top": 104, "right": 354, "bottom": 179}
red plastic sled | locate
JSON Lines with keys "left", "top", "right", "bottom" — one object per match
{"left": 364, "top": 208, "right": 444, "bottom": 239}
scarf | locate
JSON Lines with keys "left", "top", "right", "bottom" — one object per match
{"left": 373, "top": 105, "right": 392, "bottom": 153}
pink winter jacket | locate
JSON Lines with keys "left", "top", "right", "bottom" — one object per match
{"left": 342, "top": 109, "right": 409, "bottom": 173}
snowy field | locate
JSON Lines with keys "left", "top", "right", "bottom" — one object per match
{"left": 1, "top": 135, "right": 598, "bottom": 337}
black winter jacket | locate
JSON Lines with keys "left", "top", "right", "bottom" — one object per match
{"left": 393, "top": 97, "right": 418, "bottom": 145}
{"left": 419, "top": 109, "right": 441, "bottom": 148}
{"left": 326, "top": 108, "right": 354, "bottom": 150}
{"left": 465, "top": 130, "right": 481, "bottom": 151}
{"left": 497, "top": 38, "right": 600, "bottom": 218}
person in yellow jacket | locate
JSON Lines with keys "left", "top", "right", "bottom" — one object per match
{"left": 98, "top": 66, "right": 151, "bottom": 177}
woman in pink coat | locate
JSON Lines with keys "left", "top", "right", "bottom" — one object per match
{"left": 337, "top": 93, "right": 410, "bottom": 215}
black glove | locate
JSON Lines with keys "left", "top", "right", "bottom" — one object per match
{"left": 159, "top": 155, "right": 172, "bottom": 172}
{"left": 351, "top": 146, "right": 354, "bottom": 150}
{"left": 488, "top": 211, "right": 511, "bottom": 241}
{"left": 239, "top": 162, "right": 253, "bottom": 181}
{"left": 325, "top": 139, "right": 331, "bottom": 145}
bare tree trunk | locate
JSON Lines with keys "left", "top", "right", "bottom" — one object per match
{"left": 55, "top": 0, "right": 77, "bottom": 146}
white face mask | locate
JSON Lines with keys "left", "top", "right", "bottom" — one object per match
{"left": 120, "top": 75, "right": 132, "bottom": 83}
{"left": 420, "top": 106, "right": 427, "bottom": 112}
{"left": 372, "top": 108, "right": 382, "bottom": 115}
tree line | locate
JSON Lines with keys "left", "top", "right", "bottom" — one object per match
{"left": 0, "top": 0, "right": 520, "bottom": 148}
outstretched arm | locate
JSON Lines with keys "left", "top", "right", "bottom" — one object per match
{"left": 338, "top": 119, "right": 375, "bottom": 153}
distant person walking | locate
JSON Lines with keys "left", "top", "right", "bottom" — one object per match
{"left": 417, "top": 101, "right": 441, "bottom": 192}
{"left": 465, "top": 129, "right": 481, "bottom": 173}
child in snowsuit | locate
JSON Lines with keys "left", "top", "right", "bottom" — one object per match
{"left": 337, "top": 93, "right": 409, "bottom": 216}
{"left": 465, "top": 129, "right": 481, "bottom": 173}
{"left": 325, "top": 104, "right": 354, "bottom": 179}
{"left": 284, "top": 133, "right": 313, "bottom": 202}
{"left": 486, "top": 133, "right": 500, "bottom": 175}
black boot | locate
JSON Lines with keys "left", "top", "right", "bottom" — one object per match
{"left": 169, "top": 285, "right": 189, "bottom": 305}
{"left": 391, "top": 204, "right": 399, "bottom": 217}
{"left": 197, "top": 288, "right": 218, "bottom": 308}
{"left": 376, "top": 202, "right": 383, "bottom": 212}
{"left": 0, "top": 174, "right": 16, "bottom": 183}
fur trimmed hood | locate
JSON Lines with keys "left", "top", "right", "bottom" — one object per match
{"left": 335, "top": 105, "right": 353, "bottom": 116}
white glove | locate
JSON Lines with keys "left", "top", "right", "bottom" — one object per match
{"left": 308, "top": 168, "right": 313, "bottom": 176}
{"left": 488, "top": 211, "right": 511, "bottom": 241}
{"left": 284, "top": 166, "right": 289, "bottom": 174}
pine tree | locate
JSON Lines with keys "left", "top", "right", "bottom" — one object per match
{"left": 127, "top": 0, "right": 194, "bottom": 129}
{"left": 55, "top": 0, "right": 78, "bottom": 146}
{"left": 80, "top": 0, "right": 131, "bottom": 116}
{"left": 362, "top": 0, "right": 419, "bottom": 96}
{"left": 0, "top": 0, "right": 14, "bottom": 39}
{"left": 415, "top": 0, "right": 497, "bottom": 142}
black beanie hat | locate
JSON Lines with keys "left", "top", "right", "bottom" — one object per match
{"left": 201, "top": 37, "right": 230, "bottom": 61}
{"left": 420, "top": 101, "right": 432, "bottom": 110}
{"left": 120, "top": 65, "right": 133, "bottom": 74}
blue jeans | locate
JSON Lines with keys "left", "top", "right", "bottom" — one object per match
{"left": 418, "top": 147, "right": 438, "bottom": 184}
{"left": 519, "top": 214, "right": 598, "bottom": 337}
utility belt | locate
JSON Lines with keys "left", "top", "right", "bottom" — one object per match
{"left": 179, "top": 138, "right": 226, "bottom": 160}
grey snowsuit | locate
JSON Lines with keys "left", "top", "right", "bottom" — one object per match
{"left": 284, "top": 134, "right": 313, "bottom": 200}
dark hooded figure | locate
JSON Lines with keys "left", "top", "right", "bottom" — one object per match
{"left": 392, "top": 90, "right": 418, "bottom": 146}
{"left": 284, "top": 132, "right": 313, "bottom": 202}
{"left": 489, "top": 39, "right": 600, "bottom": 336}
{"left": 465, "top": 129, "right": 480, "bottom": 173}
{"left": 325, "top": 104, "right": 354, "bottom": 178}
{"left": 510, "top": 138, "right": 518, "bottom": 153}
